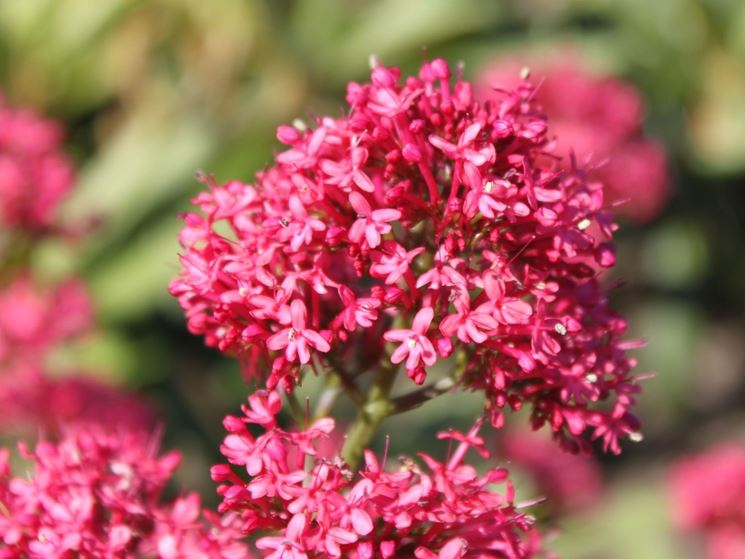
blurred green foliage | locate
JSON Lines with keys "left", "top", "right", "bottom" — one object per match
{"left": 2, "top": 1, "right": 744, "bottom": 557}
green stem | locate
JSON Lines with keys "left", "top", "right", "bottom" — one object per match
{"left": 284, "top": 389, "right": 306, "bottom": 426}
{"left": 313, "top": 376, "right": 342, "bottom": 421}
{"left": 341, "top": 360, "right": 398, "bottom": 469}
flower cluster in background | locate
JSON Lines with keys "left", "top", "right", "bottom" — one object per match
{"left": 500, "top": 429, "right": 602, "bottom": 515}
{"left": 0, "top": 96, "right": 153, "bottom": 439}
{"left": 0, "top": 95, "right": 74, "bottom": 233}
{"left": 476, "top": 53, "right": 670, "bottom": 224}
{"left": 669, "top": 444, "right": 745, "bottom": 559}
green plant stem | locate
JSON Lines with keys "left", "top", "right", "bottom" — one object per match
{"left": 284, "top": 389, "right": 306, "bottom": 426}
{"left": 341, "top": 360, "right": 398, "bottom": 469}
{"left": 313, "top": 375, "right": 342, "bottom": 421}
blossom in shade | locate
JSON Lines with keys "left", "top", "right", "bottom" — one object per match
{"left": 171, "top": 58, "right": 642, "bottom": 452}
{"left": 0, "top": 427, "right": 251, "bottom": 558}
{"left": 501, "top": 429, "right": 603, "bottom": 514}
{"left": 476, "top": 52, "right": 670, "bottom": 223}
{"left": 0, "top": 94, "right": 75, "bottom": 231}
{"left": 212, "top": 390, "right": 549, "bottom": 559}
{"left": 668, "top": 443, "right": 745, "bottom": 559}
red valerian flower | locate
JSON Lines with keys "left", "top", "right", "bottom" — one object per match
{"left": 171, "top": 58, "right": 642, "bottom": 452}
{"left": 476, "top": 52, "right": 670, "bottom": 223}
{"left": 0, "top": 427, "right": 251, "bottom": 558}
{"left": 0, "top": 94, "right": 75, "bottom": 231}
{"left": 266, "top": 299, "right": 330, "bottom": 364}
{"left": 384, "top": 307, "right": 437, "bottom": 371}
{"left": 212, "top": 390, "right": 549, "bottom": 559}
{"left": 669, "top": 443, "right": 745, "bottom": 559}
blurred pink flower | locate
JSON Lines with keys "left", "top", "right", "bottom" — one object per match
{"left": 502, "top": 429, "right": 603, "bottom": 514}
{"left": 476, "top": 53, "right": 670, "bottom": 223}
{"left": 669, "top": 443, "right": 745, "bottom": 559}
{"left": 0, "top": 274, "right": 92, "bottom": 367}
{"left": 0, "top": 95, "right": 75, "bottom": 231}
{"left": 0, "top": 369, "right": 157, "bottom": 437}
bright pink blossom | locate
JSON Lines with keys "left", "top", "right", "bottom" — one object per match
{"left": 501, "top": 429, "right": 603, "bottom": 514}
{"left": 171, "top": 59, "right": 642, "bottom": 451}
{"left": 212, "top": 390, "right": 548, "bottom": 559}
{"left": 266, "top": 299, "right": 330, "bottom": 364}
{"left": 385, "top": 307, "right": 437, "bottom": 370}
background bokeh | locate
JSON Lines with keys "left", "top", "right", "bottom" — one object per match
{"left": 2, "top": 1, "right": 744, "bottom": 557}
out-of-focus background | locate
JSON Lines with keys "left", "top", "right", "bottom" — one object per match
{"left": 1, "top": 1, "right": 744, "bottom": 557}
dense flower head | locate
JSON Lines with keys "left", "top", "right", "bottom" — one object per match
{"left": 0, "top": 426, "right": 251, "bottom": 558}
{"left": 0, "top": 274, "right": 92, "bottom": 368}
{"left": 501, "top": 429, "right": 602, "bottom": 514}
{"left": 171, "top": 58, "right": 642, "bottom": 453}
{"left": 212, "top": 390, "right": 548, "bottom": 559}
{"left": 0, "top": 94, "right": 75, "bottom": 231}
{"left": 476, "top": 53, "right": 669, "bottom": 223}
{"left": 668, "top": 443, "right": 745, "bottom": 559}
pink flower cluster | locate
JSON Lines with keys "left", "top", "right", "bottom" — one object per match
{"left": 669, "top": 444, "right": 745, "bottom": 559}
{"left": 0, "top": 95, "right": 75, "bottom": 231}
{"left": 0, "top": 274, "right": 156, "bottom": 438}
{"left": 212, "top": 390, "right": 546, "bottom": 559}
{"left": 171, "top": 58, "right": 641, "bottom": 453}
{"left": 0, "top": 427, "right": 251, "bottom": 558}
{"left": 476, "top": 54, "right": 669, "bottom": 223}
{"left": 0, "top": 372, "right": 158, "bottom": 437}
{"left": 501, "top": 430, "right": 602, "bottom": 514}
{"left": 0, "top": 274, "right": 91, "bottom": 368}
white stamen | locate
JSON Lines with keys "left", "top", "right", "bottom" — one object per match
{"left": 629, "top": 432, "right": 644, "bottom": 443}
{"left": 586, "top": 373, "right": 598, "bottom": 383}
{"left": 292, "top": 118, "right": 307, "bottom": 131}
{"left": 577, "top": 218, "right": 592, "bottom": 231}
{"left": 554, "top": 323, "right": 567, "bottom": 336}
